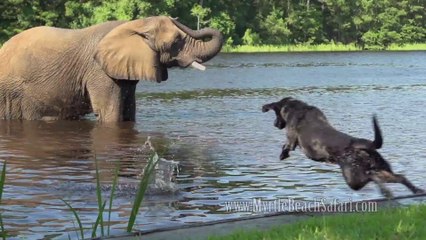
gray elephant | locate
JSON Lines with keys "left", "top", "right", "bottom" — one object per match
{"left": 0, "top": 16, "right": 223, "bottom": 122}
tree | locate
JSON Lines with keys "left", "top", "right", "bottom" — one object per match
{"left": 242, "top": 28, "right": 262, "bottom": 45}
{"left": 190, "top": 3, "right": 211, "bottom": 30}
{"left": 287, "top": 5, "right": 325, "bottom": 44}
{"left": 259, "top": 7, "right": 291, "bottom": 44}
{"left": 0, "top": 0, "right": 425, "bottom": 47}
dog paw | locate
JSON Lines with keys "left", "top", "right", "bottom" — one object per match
{"left": 280, "top": 151, "right": 290, "bottom": 160}
{"left": 415, "top": 188, "right": 425, "bottom": 194}
{"left": 381, "top": 189, "right": 394, "bottom": 199}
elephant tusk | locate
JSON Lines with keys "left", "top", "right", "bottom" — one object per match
{"left": 190, "top": 61, "right": 206, "bottom": 71}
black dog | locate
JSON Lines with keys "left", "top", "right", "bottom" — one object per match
{"left": 262, "top": 97, "right": 424, "bottom": 198}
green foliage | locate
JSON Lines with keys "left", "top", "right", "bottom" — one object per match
{"left": 210, "top": 12, "right": 236, "bottom": 46}
{"left": 287, "top": 6, "right": 325, "bottom": 44}
{"left": 0, "top": 0, "right": 425, "bottom": 49}
{"left": 190, "top": 4, "right": 211, "bottom": 30}
{"left": 259, "top": 7, "right": 291, "bottom": 44}
{"left": 242, "top": 28, "right": 262, "bottom": 45}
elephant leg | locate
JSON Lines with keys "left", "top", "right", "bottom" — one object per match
{"left": 119, "top": 81, "right": 138, "bottom": 121}
{"left": 86, "top": 78, "right": 123, "bottom": 122}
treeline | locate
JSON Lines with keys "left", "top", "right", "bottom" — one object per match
{"left": 0, "top": 0, "right": 425, "bottom": 49}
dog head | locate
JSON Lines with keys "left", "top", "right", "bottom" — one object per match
{"left": 262, "top": 97, "right": 295, "bottom": 129}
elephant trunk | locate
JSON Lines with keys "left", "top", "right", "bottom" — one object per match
{"left": 171, "top": 18, "right": 223, "bottom": 63}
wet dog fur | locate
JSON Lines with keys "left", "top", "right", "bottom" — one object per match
{"left": 262, "top": 97, "right": 424, "bottom": 198}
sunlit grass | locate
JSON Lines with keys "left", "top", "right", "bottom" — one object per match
{"left": 209, "top": 204, "right": 426, "bottom": 240}
{"left": 222, "top": 43, "right": 360, "bottom": 53}
{"left": 222, "top": 43, "right": 426, "bottom": 53}
{"left": 387, "top": 43, "right": 426, "bottom": 51}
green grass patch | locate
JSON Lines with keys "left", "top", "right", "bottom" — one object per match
{"left": 209, "top": 204, "right": 426, "bottom": 240}
{"left": 222, "top": 43, "right": 426, "bottom": 53}
{"left": 386, "top": 43, "right": 426, "bottom": 51}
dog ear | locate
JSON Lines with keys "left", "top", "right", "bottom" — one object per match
{"left": 262, "top": 103, "right": 277, "bottom": 112}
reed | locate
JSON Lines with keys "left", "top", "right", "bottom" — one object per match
{"left": 0, "top": 162, "right": 6, "bottom": 240}
{"left": 107, "top": 165, "right": 120, "bottom": 236}
{"left": 61, "top": 199, "right": 85, "bottom": 240}
{"left": 127, "top": 151, "right": 159, "bottom": 232}
{"left": 62, "top": 142, "right": 159, "bottom": 238}
{"left": 93, "top": 156, "right": 105, "bottom": 237}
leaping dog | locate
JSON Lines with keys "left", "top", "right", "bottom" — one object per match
{"left": 262, "top": 97, "right": 424, "bottom": 198}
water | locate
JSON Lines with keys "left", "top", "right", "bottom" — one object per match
{"left": 0, "top": 51, "right": 425, "bottom": 238}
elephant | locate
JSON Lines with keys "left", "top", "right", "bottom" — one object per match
{"left": 0, "top": 16, "right": 223, "bottom": 122}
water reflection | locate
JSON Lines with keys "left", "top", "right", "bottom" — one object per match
{"left": 0, "top": 120, "right": 178, "bottom": 237}
{"left": 136, "top": 84, "right": 426, "bottom": 101}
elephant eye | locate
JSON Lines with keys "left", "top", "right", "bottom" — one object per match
{"left": 172, "top": 36, "right": 184, "bottom": 50}
{"left": 173, "top": 35, "right": 182, "bottom": 44}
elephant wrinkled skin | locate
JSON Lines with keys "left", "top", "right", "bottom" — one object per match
{"left": 0, "top": 16, "right": 223, "bottom": 122}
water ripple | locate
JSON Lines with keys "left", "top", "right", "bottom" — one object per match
{"left": 137, "top": 83, "right": 426, "bottom": 100}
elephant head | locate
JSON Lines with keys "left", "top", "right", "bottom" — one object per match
{"left": 94, "top": 16, "right": 223, "bottom": 83}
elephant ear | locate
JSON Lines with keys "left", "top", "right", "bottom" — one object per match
{"left": 94, "top": 19, "right": 167, "bottom": 82}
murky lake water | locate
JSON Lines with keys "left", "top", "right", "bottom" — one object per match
{"left": 0, "top": 51, "right": 426, "bottom": 238}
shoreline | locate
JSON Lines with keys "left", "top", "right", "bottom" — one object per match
{"left": 221, "top": 43, "right": 426, "bottom": 53}
{"left": 104, "top": 193, "right": 426, "bottom": 240}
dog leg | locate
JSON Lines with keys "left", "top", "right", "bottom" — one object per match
{"left": 377, "top": 171, "right": 425, "bottom": 194}
{"left": 370, "top": 174, "right": 394, "bottom": 199}
{"left": 395, "top": 174, "right": 425, "bottom": 194}
{"left": 280, "top": 144, "right": 290, "bottom": 160}
{"left": 280, "top": 139, "right": 298, "bottom": 160}
{"left": 280, "top": 128, "right": 298, "bottom": 160}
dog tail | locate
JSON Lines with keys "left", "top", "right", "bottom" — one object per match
{"left": 372, "top": 115, "right": 383, "bottom": 149}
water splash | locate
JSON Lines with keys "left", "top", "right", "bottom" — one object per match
{"left": 147, "top": 158, "right": 180, "bottom": 194}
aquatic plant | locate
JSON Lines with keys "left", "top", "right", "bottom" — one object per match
{"left": 127, "top": 138, "right": 160, "bottom": 232}
{"left": 93, "top": 156, "right": 105, "bottom": 237}
{"left": 61, "top": 199, "right": 85, "bottom": 240}
{"left": 62, "top": 138, "right": 160, "bottom": 238}
{"left": 0, "top": 162, "right": 6, "bottom": 240}
{"left": 107, "top": 164, "right": 120, "bottom": 236}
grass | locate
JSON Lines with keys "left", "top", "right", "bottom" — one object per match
{"left": 386, "top": 43, "right": 426, "bottom": 51}
{"left": 127, "top": 151, "right": 159, "bottom": 232}
{"left": 93, "top": 156, "right": 105, "bottom": 237}
{"left": 0, "top": 162, "right": 6, "bottom": 240}
{"left": 221, "top": 43, "right": 426, "bottom": 53}
{"left": 208, "top": 204, "right": 426, "bottom": 240}
{"left": 61, "top": 199, "right": 84, "bottom": 239}
{"left": 107, "top": 164, "right": 120, "bottom": 236}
